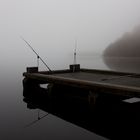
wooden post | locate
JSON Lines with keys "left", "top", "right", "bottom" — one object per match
{"left": 88, "top": 90, "right": 98, "bottom": 108}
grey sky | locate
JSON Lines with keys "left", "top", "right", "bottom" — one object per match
{"left": 0, "top": 0, "right": 140, "bottom": 69}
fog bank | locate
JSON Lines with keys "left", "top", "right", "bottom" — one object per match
{"left": 103, "top": 25, "right": 140, "bottom": 73}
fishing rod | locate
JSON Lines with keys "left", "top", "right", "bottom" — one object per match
{"left": 73, "top": 40, "right": 77, "bottom": 65}
{"left": 20, "top": 36, "right": 52, "bottom": 72}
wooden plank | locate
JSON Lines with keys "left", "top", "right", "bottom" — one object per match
{"left": 23, "top": 71, "right": 140, "bottom": 97}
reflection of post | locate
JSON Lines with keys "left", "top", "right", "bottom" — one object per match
{"left": 88, "top": 91, "right": 98, "bottom": 108}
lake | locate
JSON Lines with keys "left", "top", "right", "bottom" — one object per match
{"left": 0, "top": 56, "right": 109, "bottom": 140}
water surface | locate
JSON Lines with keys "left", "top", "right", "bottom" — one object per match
{"left": 0, "top": 56, "right": 108, "bottom": 140}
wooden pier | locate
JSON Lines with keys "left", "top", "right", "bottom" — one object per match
{"left": 23, "top": 64, "right": 140, "bottom": 99}
{"left": 23, "top": 65, "right": 140, "bottom": 139}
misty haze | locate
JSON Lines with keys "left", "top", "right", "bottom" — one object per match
{"left": 1, "top": 0, "right": 140, "bottom": 140}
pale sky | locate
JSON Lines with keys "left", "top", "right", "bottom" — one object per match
{"left": 0, "top": 0, "right": 140, "bottom": 69}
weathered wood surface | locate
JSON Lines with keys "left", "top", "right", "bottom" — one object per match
{"left": 23, "top": 69, "right": 140, "bottom": 97}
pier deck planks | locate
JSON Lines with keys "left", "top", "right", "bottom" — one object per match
{"left": 23, "top": 69, "right": 140, "bottom": 97}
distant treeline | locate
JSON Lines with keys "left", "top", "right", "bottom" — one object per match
{"left": 103, "top": 25, "right": 140, "bottom": 57}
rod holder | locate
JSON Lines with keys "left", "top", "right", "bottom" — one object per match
{"left": 27, "top": 67, "right": 38, "bottom": 73}
{"left": 69, "top": 64, "right": 80, "bottom": 72}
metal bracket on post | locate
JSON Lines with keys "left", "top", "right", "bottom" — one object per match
{"left": 88, "top": 91, "right": 98, "bottom": 107}
{"left": 37, "top": 55, "right": 40, "bottom": 68}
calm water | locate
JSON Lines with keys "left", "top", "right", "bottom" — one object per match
{"left": 0, "top": 56, "right": 109, "bottom": 140}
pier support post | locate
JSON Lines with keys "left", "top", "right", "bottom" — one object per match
{"left": 23, "top": 78, "right": 40, "bottom": 97}
{"left": 88, "top": 91, "right": 98, "bottom": 109}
